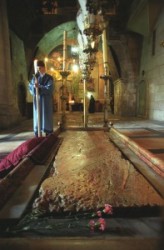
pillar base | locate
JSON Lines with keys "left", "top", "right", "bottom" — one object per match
{"left": 60, "top": 113, "right": 67, "bottom": 131}
{"left": 0, "top": 105, "right": 21, "bottom": 129}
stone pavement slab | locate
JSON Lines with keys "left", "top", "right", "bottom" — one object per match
{"left": 34, "top": 130, "right": 163, "bottom": 214}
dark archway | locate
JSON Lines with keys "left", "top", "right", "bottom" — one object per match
{"left": 109, "top": 45, "right": 121, "bottom": 78}
{"left": 17, "top": 74, "right": 27, "bottom": 116}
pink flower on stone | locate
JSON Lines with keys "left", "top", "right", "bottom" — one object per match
{"left": 97, "top": 210, "right": 102, "bottom": 217}
{"left": 89, "top": 220, "right": 95, "bottom": 231}
{"left": 88, "top": 204, "right": 113, "bottom": 233}
{"left": 103, "top": 204, "right": 113, "bottom": 215}
{"left": 98, "top": 218, "right": 106, "bottom": 231}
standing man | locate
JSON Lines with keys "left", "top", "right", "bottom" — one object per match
{"left": 29, "top": 60, "right": 54, "bottom": 137}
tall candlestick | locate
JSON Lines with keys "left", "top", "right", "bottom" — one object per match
{"left": 33, "top": 59, "right": 41, "bottom": 137}
{"left": 34, "top": 59, "right": 38, "bottom": 74}
{"left": 63, "top": 30, "right": 67, "bottom": 71}
{"left": 102, "top": 29, "right": 108, "bottom": 66}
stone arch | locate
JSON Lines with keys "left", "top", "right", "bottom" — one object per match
{"left": 35, "top": 21, "right": 77, "bottom": 58}
{"left": 28, "top": 21, "right": 78, "bottom": 114}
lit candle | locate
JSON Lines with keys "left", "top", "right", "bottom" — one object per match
{"left": 34, "top": 59, "right": 38, "bottom": 74}
{"left": 44, "top": 57, "right": 48, "bottom": 71}
{"left": 102, "top": 29, "right": 108, "bottom": 65}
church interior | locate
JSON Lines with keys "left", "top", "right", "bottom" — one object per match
{"left": 0, "top": 0, "right": 164, "bottom": 249}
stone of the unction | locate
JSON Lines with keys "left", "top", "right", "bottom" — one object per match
{"left": 33, "top": 131, "right": 164, "bottom": 213}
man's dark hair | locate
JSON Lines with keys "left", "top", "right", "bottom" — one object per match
{"left": 37, "top": 60, "right": 45, "bottom": 67}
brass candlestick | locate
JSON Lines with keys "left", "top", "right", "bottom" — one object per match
{"left": 100, "top": 66, "right": 111, "bottom": 128}
{"left": 59, "top": 70, "right": 70, "bottom": 131}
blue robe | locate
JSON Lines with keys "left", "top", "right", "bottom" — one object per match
{"left": 29, "top": 73, "right": 54, "bottom": 134}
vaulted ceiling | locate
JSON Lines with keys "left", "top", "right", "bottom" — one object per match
{"left": 6, "top": 0, "right": 133, "bottom": 49}
{"left": 7, "top": 0, "right": 78, "bottom": 47}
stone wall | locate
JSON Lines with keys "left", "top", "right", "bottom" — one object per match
{"left": 140, "top": 8, "right": 164, "bottom": 121}
{"left": 0, "top": 0, "right": 20, "bottom": 129}
{"left": 111, "top": 34, "right": 140, "bottom": 116}
{"left": 127, "top": 0, "right": 164, "bottom": 121}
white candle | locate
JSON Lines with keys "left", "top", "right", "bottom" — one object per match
{"left": 34, "top": 59, "right": 38, "bottom": 74}
{"left": 102, "top": 29, "right": 108, "bottom": 65}
{"left": 44, "top": 57, "right": 48, "bottom": 71}
{"left": 63, "top": 30, "right": 67, "bottom": 71}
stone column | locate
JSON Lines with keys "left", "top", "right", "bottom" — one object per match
{"left": 0, "top": 0, "right": 20, "bottom": 129}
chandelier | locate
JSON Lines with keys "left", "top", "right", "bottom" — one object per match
{"left": 83, "top": 12, "right": 106, "bottom": 37}
{"left": 86, "top": 0, "right": 116, "bottom": 15}
{"left": 81, "top": 64, "right": 91, "bottom": 80}
{"left": 83, "top": 52, "right": 96, "bottom": 71}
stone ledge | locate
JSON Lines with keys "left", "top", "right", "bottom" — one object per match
{"left": 109, "top": 127, "right": 164, "bottom": 198}
{"left": 0, "top": 134, "right": 62, "bottom": 221}
{"left": 0, "top": 236, "right": 162, "bottom": 250}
